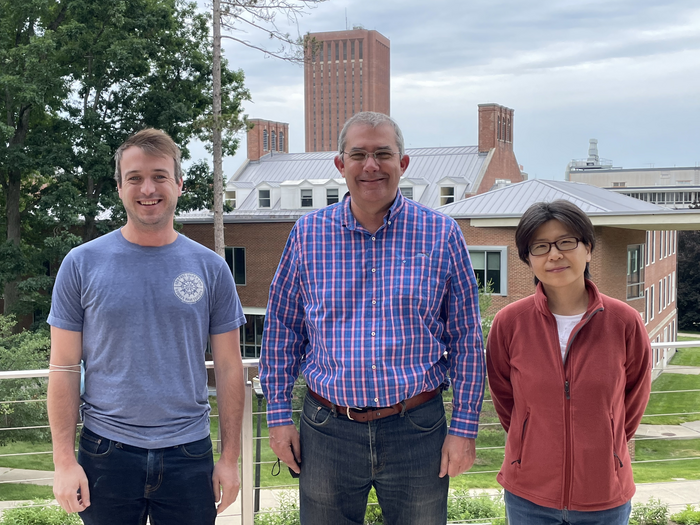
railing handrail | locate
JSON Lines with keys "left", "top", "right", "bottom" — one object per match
{"left": 1, "top": 340, "right": 697, "bottom": 381}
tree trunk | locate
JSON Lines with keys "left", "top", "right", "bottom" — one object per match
{"left": 212, "top": 0, "right": 225, "bottom": 258}
{"left": 3, "top": 168, "right": 21, "bottom": 315}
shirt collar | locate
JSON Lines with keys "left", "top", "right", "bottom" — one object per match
{"left": 340, "top": 191, "right": 405, "bottom": 232}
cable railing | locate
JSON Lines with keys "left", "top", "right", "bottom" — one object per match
{"left": 1, "top": 342, "right": 699, "bottom": 523}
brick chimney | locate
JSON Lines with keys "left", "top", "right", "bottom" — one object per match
{"left": 478, "top": 103, "right": 514, "bottom": 154}
{"left": 247, "top": 119, "right": 290, "bottom": 161}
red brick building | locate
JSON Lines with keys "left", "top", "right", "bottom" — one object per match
{"left": 304, "top": 29, "right": 390, "bottom": 152}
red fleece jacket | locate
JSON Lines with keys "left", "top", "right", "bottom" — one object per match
{"left": 486, "top": 281, "right": 651, "bottom": 511}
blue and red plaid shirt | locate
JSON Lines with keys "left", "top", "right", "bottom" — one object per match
{"left": 260, "top": 193, "right": 485, "bottom": 438}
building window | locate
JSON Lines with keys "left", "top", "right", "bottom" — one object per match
{"left": 469, "top": 247, "right": 507, "bottom": 295}
{"left": 263, "top": 130, "right": 268, "bottom": 151}
{"left": 659, "top": 279, "right": 663, "bottom": 313}
{"left": 400, "top": 187, "right": 413, "bottom": 199}
{"left": 225, "top": 190, "right": 236, "bottom": 210}
{"left": 626, "top": 244, "right": 644, "bottom": 299}
{"left": 258, "top": 189, "right": 271, "bottom": 208}
{"left": 271, "top": 131, "right": 276, "bottom": 151}
{"left": 301, "top": 189, "right": 313, "bottom": 208}
{"left": 326, "top": 188, "right": 339, "bottom": 205}
{"left": 651, "top": 232, "right": 656, "bottom": 263}
{"left": 672, "top": 271, "right": 676, "bottom": 303}
{"left": 225, "top": 247, "right": 246, "bottom": 286}
{"left": 649, "top": 285, "right": 654, "bottom": 321}
{"left": 644, "top": 288, "right": 649, "bottom": 325}
{"left": 279, "top": 132, "right": 284, "bottom": 151}
{"left": 240, "top": 314, "right": 264, "bottom": 358}
{"left": 645, "top": 231, "right": 650, "bottom": 266}
{"left": 440, "top": 186, "right": 455, "bottom": 206}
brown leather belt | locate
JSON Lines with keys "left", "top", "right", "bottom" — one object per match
{"left": 308, "top": 388, "right": 440, "bottom": 423}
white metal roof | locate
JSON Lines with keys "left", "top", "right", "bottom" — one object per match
{"left": 226, "top": 146, "right": 487, "bottom": 211}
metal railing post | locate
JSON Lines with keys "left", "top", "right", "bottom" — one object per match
{"left": 240, "top": 380, "right": 255, "bottom": 525}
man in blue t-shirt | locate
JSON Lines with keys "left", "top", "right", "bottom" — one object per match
{"left": 47, "top": 129, "right": 246, "bottom": 525}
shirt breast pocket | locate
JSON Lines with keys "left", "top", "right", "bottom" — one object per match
{"left": 391, "top": 253, "right": 444, "bottom": 310}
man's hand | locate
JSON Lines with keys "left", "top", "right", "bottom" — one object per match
{"left": 212, "top": 455, "right": 240, "bottom": 514}
{"left": 269, "top": 424, "right": 301, "bottom": 474}
{"left": 53, "top": 461, "right": 90, "bottom": 513}
{"left": 439, "top": 435, "right": 476, "bottom": 478}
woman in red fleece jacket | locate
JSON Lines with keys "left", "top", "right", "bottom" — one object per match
{"left": 486, "top": 200, "right": 651, "bottom": 525}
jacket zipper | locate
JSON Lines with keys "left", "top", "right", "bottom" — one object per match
{"left": 560, "top": 306, "right": 603, "bottom": 509}
{"left": 511, "top": 413, "right": 529, "bottom": 465}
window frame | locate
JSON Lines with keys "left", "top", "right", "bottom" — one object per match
{"left": 300, "top": 188, "right": 313, "bottom": 208}
{"left": 626, "top": 244, "right": 645, "bottom": 300}
{"left": 440, "top": 186, "right": 455, "bottom": 206}
{"left": 258, "top": 189, "right": 271, "bottom": 208}
{"left": 225, "top": 246, "right": 247, "bottom": 286}
{"left": 326, "top": 188, "right": 339, "bottom": 206}
{"left": 467, "top": 245, "right": 508, "bottom": 296}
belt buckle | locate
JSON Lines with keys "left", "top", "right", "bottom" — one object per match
{"left": 346, "top": 407, "right": 361, "bottom": 421}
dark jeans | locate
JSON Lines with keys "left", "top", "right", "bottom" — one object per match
{"left": 504, "top": 490, "right": 632, "bottom": 525}
{"left": 78, "top": 426, "right": 216, "bottom": 525}
{"left": 299, "top": 391, "right": 449, "bottom": 525}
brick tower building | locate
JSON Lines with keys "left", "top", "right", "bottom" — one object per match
{"left": 304, "top": 29, "right": 390, "bottom": 152}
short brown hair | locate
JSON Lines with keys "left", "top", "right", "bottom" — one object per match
{"left": 515, "top": 200, "right": 596, "bottom": 284}
{"left": 114, "top": 128, "right": 182, "bottom": 185}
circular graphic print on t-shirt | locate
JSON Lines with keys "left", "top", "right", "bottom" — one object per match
{"left": 173, "top": 272, "right": 205, "bottom": 304}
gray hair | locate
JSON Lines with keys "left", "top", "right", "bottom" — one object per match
{"left": 338, "top": 112, "right": 405, "bottom": 157}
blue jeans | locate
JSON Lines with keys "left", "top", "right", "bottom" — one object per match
{"left": 504, "top": 490, "right": 631, "bottom": 525}
{"left": 78, "top": 426, "right": 216, "bottom": 525}
{"left": 299, "top": 391, "right": 449, "bottom": 525}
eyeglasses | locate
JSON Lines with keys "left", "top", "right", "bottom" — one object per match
{"left": 341, "top": 149, "right": 399, "bottom": 163}
{"left": 528, "top": 237, "right": 580, "bottom": 256}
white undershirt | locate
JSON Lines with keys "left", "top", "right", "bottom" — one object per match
{"left": 552, "top": 312, "right": 585, "bottom": 362}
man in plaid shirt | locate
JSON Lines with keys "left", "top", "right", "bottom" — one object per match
{"left": 260, "top": 112, "right": 485, "bottom": 525}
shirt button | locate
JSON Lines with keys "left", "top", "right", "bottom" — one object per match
{"left": 371, "top": 331, "right": 376, "bottom": 336}
{"left": 374, "top": 398, "right": 379, "bottom": 403}
{"left": 371, "top": 268, "right": 376, "bottom": 273}
{"left": 371, "top": 236, "right": 376, "bottom": 241}
{"left": 372, "top": 364, "right": 377, "bottom": 370}
{"left": 371, "top": 300, "right": 377, "bottom": 305}
{"left": 387, "top": 221, "right": 391, "bottom": 225}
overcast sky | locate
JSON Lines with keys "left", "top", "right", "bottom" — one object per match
{"left": 191, "top": 0, "right": 700, "bottom": 180}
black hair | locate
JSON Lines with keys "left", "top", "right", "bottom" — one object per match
{"left": 515, "top": 200, "right": 595, "bottom": 285}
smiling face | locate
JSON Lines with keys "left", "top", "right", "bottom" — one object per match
{"left": 117, "top": 146, "right": 182, "bottom": 235}
{"left": 334, "top": 122, "right": 409, "bottom": 222}
{"left": 527, "top": 219, "right": 592, "bottom": 294}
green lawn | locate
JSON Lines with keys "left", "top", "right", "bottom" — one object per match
{"left": 632, "top": 438, "right": 700, "bottom": 483}
{"left": 0, "top": 483, "right": 54, "bottom": 501}
{"left": 641, "top": 374, "right": 700, "bottom": 425}
{"left": 0, "top": 441, "right": 54, "bottom": 471}
{"left": 1, "top": 375, "right": 699, "bottom": 503}
{"left": 671, "top": 336, "right": 700, "bottom": 367}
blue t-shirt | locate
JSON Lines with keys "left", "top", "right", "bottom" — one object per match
{"left": 48, "top": 230, "right": 246, "bottom": 448}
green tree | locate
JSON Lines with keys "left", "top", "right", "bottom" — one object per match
{"left": 0, "top": 315, "right": 51, "bottom": 444}
{"left": 51, "top": 0, "right": 250, "bottom": 241}
{"left": 1, "top": 0, "right": 249, "bottom": 319}
{"left": 678, "top": 230, "right": 700, "bottom": 332}
{"left": 0, "top": 0, "right": 71, "bottom": 315}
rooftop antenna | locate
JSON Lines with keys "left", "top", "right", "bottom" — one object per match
{"left": 345, "top": 8, "right": 348, "bottom": 30}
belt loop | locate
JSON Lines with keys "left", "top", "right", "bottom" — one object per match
{"left": 331, "top": 404, "right": 338, "bottom": 417}
{"left": 400, "top": 400, "right": 407, "bottom": 416}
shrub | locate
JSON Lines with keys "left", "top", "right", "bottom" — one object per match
{"left": 254, "top": 492, "right": 300, "bottom": 525}
{"left": 0, "top": 315, "right": 51, "bottom": 445}
{"left": 629, "top": 497, "right": 670, "bottom": 525}
{"left": 447, "top": 490, "right": 506, "bottom": 524}
{"left": 671, "top": 504, "right": 700, "bottom": 525}
{"left": 0, "top": 501, "right": 82, "bottom": 525}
